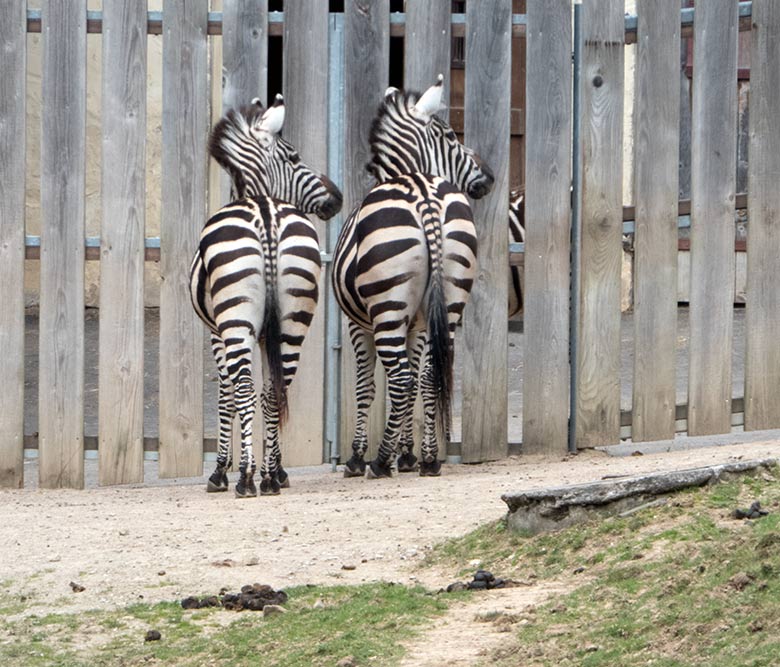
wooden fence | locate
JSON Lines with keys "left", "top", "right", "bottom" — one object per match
{"left": 0, "top": 1, "right": 777, "bottom": 489}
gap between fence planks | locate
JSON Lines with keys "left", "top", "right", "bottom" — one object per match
{"left": 687, "top": 0, "right": 738, "bottom": 436}
{"left": 158, "top": 0, "right": 208, "bottom": 478}
{"left": 98, "top": 2, "right": 147, "bottom": 486}
{"left": 461, "top": 2, "right": 511, "bottom": 463}
{"left": 522, "top": 0, "right": 572, "bottom": 457}
{"left": 0, "top": 0, "right": 26, "bottom": 488}
{"left": 631, "top": 0, "right": 680, "bottom": 443}
{"left": 745, "top": 4, "right": 780, "bottom": 431}
{"left": 38, "top": 0, "right": 87, "bottom": 489}
{"left": 338, "top": 0, "right": 390, "bottom": 465}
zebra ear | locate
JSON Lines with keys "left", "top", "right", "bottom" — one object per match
{"left": 384, "top": 87, "right": 399, "bottom": 101}
{"left": 259, "top": 94, "right": 285, "bottom": 136}
{"left": 413, "top": 73, "right": 445, "bottom": 120}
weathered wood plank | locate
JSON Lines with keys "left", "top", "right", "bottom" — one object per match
{"left": 0, "top": 0, "right": 26, "bottom": 488}
{"left": 522, "top": 0, "right": 571, "bottom": 456}
{"left": 687, "top": 0, "right": 738, "bottom": 436}
{"left": 158, "top": 0, "right": 208, "bottom": 477}
{"left": 38, "top": 0, "right": 87, "bottom": 489}
{"left": 222, "top": 0, "right": 268, "bottom": 472}
{"left": 98, "top": 1, "right": 147, "bottom": 485}
{"left": 745, "top": 3, "right": 780, "bottom": 431}
{"left": 282, "top": 0, "right": 330, "bottom": 466}
{"left": 461, "top": 1, "right": 511, "bottom": 463}
{"left": 339, "top": 0, "right": 389, "bottom": 464}
{"left": 575, "top": 0, "right": 624, "bottom": 449}
{"left": 631, "top": 0, "right": 680, "bottom": 442}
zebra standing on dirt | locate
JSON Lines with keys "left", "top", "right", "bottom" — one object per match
{"left": 332, "top": 75, "right": 494, "bottom": 479}
{"left": 190, "top": 96, "right": 342, "bottom": 497}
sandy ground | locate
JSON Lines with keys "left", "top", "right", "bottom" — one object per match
{"left": 2, "top": 434, "right": 779, "bottom": 627}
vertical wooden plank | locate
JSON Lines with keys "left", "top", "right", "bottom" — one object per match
{"left": 745, "top": 3, "right": 780, "bottom": 430}
{"left": 461, "top": 1, "right": 511, "bottom": 463}
{"left": 575, "top": 0, "right": 624, "bottom": 448}
{"left": 38, "top": 0, "right": 87, "bottom": 489}
{"left": 404, "top": 0, "right": 451, "bottom": 117}
{"left": 98, "top": 1, "right": 147, "bottom": 486}
{"left": 222, "top": 0, "right": 268, "bottom": 471}
{"left": 282, "top": 0, "right": 330, "bottom": 466}
{"left": 631, "top": 0, "right": 680, "bottom": 442}
{"left": 159, "top": 0, "right": 208, "bottom": 477}
{"left": 687, "top": 0, "right": 737, "bottom": 436}
{"left": 339, "top": 0, "right": 389, "bottom": 464}
{"left": 522, "top": 0, "right": 571, "bottom": 456}
{"left": 0, "top": 0, "right": 26, "bottom": 488}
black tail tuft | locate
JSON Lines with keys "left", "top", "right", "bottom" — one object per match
{"left": 427, "top": 279, "right": 453, "bottom": 441}
{"left": 261, "top": 287, "right": 289, "bottom": 425}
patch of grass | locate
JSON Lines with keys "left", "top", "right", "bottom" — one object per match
{"left": 0, "top": 582, "right": 448, "bottom": 667}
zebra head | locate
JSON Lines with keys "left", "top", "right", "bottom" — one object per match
{"left": 209, "top": 95, "right": 343, "bottom": 220}
{"left": 366, "top": 74, "right": 494, "bottom": 200}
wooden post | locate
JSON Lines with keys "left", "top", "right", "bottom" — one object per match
{"left": 745, "top": 4, "right": 780, "bottom": 430}
{"left": 522, "top": 0, "right": 572, "bottom": 456}
{"left": 339, "top": 0, "right": 389, "bottom": 464}
{"left": 687, "top": 0, "right": 738, "bottom": 436}
{"left": 38, "top": 0, "right": 87, "bottom": 489}
{"left": 282, "top": 0, "right": 330, "bottom": 465}
{"left": 631, "top": 0, "right": 680, "bottom": 442}
{"left": 98, "top": 1, "right": 148, "bottom": 485}
{"left": 576, "top": 0, "right": 624, "bottom": 449}
{"left": 222, "top": 0, "right": 268, "bottom": 471}
{"left": 159, "top": 0, "right": 208, "bottom": 477}
{"left": 461, "top": 2, "right": 511, "bottom": 463}
{"left": 0, "top": 0, "right": 26, "bottom": 488}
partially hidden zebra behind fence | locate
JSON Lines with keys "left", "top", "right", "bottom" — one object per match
{"left": 190, "top": 96, "right": 342, "bottom": 498}
{"left": 508, "top": 187, "right": 525, "bottom": 319}
{"left": 332, "top": 75, "right": 494, "bottom": 479}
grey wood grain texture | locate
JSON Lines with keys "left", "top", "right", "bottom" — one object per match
{"left": 687, "top": 0, "right": 738, "bottom": 436}
{"left": 98, "top": 1, "right": 147, "bottom": 485}
{"left": 222, "top": 0, "right": 268, "bottom": 471}
{"left": 159, "top": 0, "right": 208, "bottom": 477}
{"left": 282, "top": 0, "right": 330, "bottom": 466}
{"left": 522, "top": 0, "right": 571, "bottom": 456}
{"left": 0, "top": 0, "right": 26, "bottom": 488}
{"left": 745, "top": 3, "right": 780, "bottom": 430}
{"left": 222, "top": 0, "right": 267, "bottom": 113}
{"left": 575, "top": 0, "right": 624, "bottom": 448}
{"left": 631, "top": 0, "right": 680, "bottom": 442}
{"left": 404, "top": 0, "right": 451, "bottom": 123}
{"left": 461, "top": 1, "right": 511, "bottom": 463}
{"left": 38, "top": 0, "right": 87, "bottom": 489}
{"left": 339, "top": 0, "right": 389, "bottom": 463}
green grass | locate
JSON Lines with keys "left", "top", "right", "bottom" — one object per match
{"left": 424, "top": 466, "right": 780, "bottom": 667}
{"left": 0, "top": 583, "right": 447, "bottom": 666}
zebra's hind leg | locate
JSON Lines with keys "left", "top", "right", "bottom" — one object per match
{"left": 232, "top": 370, "right": 258, "bottom": 498}
{"left": 397, "top": 331, "right": 425, "bottom": 473}
{"left": 259, "top": 380, "right": 285, "bottom": 496}
{"left": 418, "top": 356, "right": 442, "bottom": 477}
{"left": 207, "top": 334, "right": 234, "bottom": 492}
{"left": 345, "top": 323, "right": 376, "bottom": 477}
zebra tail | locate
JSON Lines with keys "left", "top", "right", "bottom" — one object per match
{"left": 262, "top": 283, "right": 289, "bottom": 426}
{"left": 425, "top": 207, "right": 453, "bottom": 442}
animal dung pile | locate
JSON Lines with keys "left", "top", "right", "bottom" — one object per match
{"left": 732, "top": 501, "right": 770, "bottom": 520}
{"left": 181, "top": 584, "right": 288, "bottom": 612}
{"left": 445, "top": 570, "right": 517, "bottom": 593}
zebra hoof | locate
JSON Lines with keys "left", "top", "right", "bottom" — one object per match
{"left": 260, "top": 475, "right": 282, "bottom": 496}
{"left": 277, "top": 467, "right": 291, "bottom": 489}
{"left": 206, "top": 467, "right": 229, "bottom": 493}
{"left": 343, "top": 455, "right": 366, "bottom": 478}
{"left": 396, "top": 452, "right": 419, "bottom": 473}
{"left": 419, "top": 459, "right": 442, "bottom": 477}
{"left": 366, "top": 459, "right": 393, "bottom": 480}
{"left": 235, "top": 473, "right": 257, "bottom": 498}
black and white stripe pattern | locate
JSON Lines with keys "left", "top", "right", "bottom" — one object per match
{"left": 333, "top": 75, "right": 494, "bottom": 478}
{"left": 191, "top": 96, "right": 342, "bottom": 497}
{"left": 508, "top": 187, "right": 525, "bottom": 319}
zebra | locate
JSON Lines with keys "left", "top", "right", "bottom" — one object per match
{"left": 332, "top": 74, "right": 494, "bottom": 479}
{"left": 190, "top": 95, "right": 342, "bottom": 498}
{"left": 508, "top": 187, "right": 525, "bottom": 319}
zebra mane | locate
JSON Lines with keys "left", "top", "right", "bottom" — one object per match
{"left": 209, "top": 101, "right": 268, "bottom": 199}
{"left": 366, "top": 88, "right": 431, "bottom": 181}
